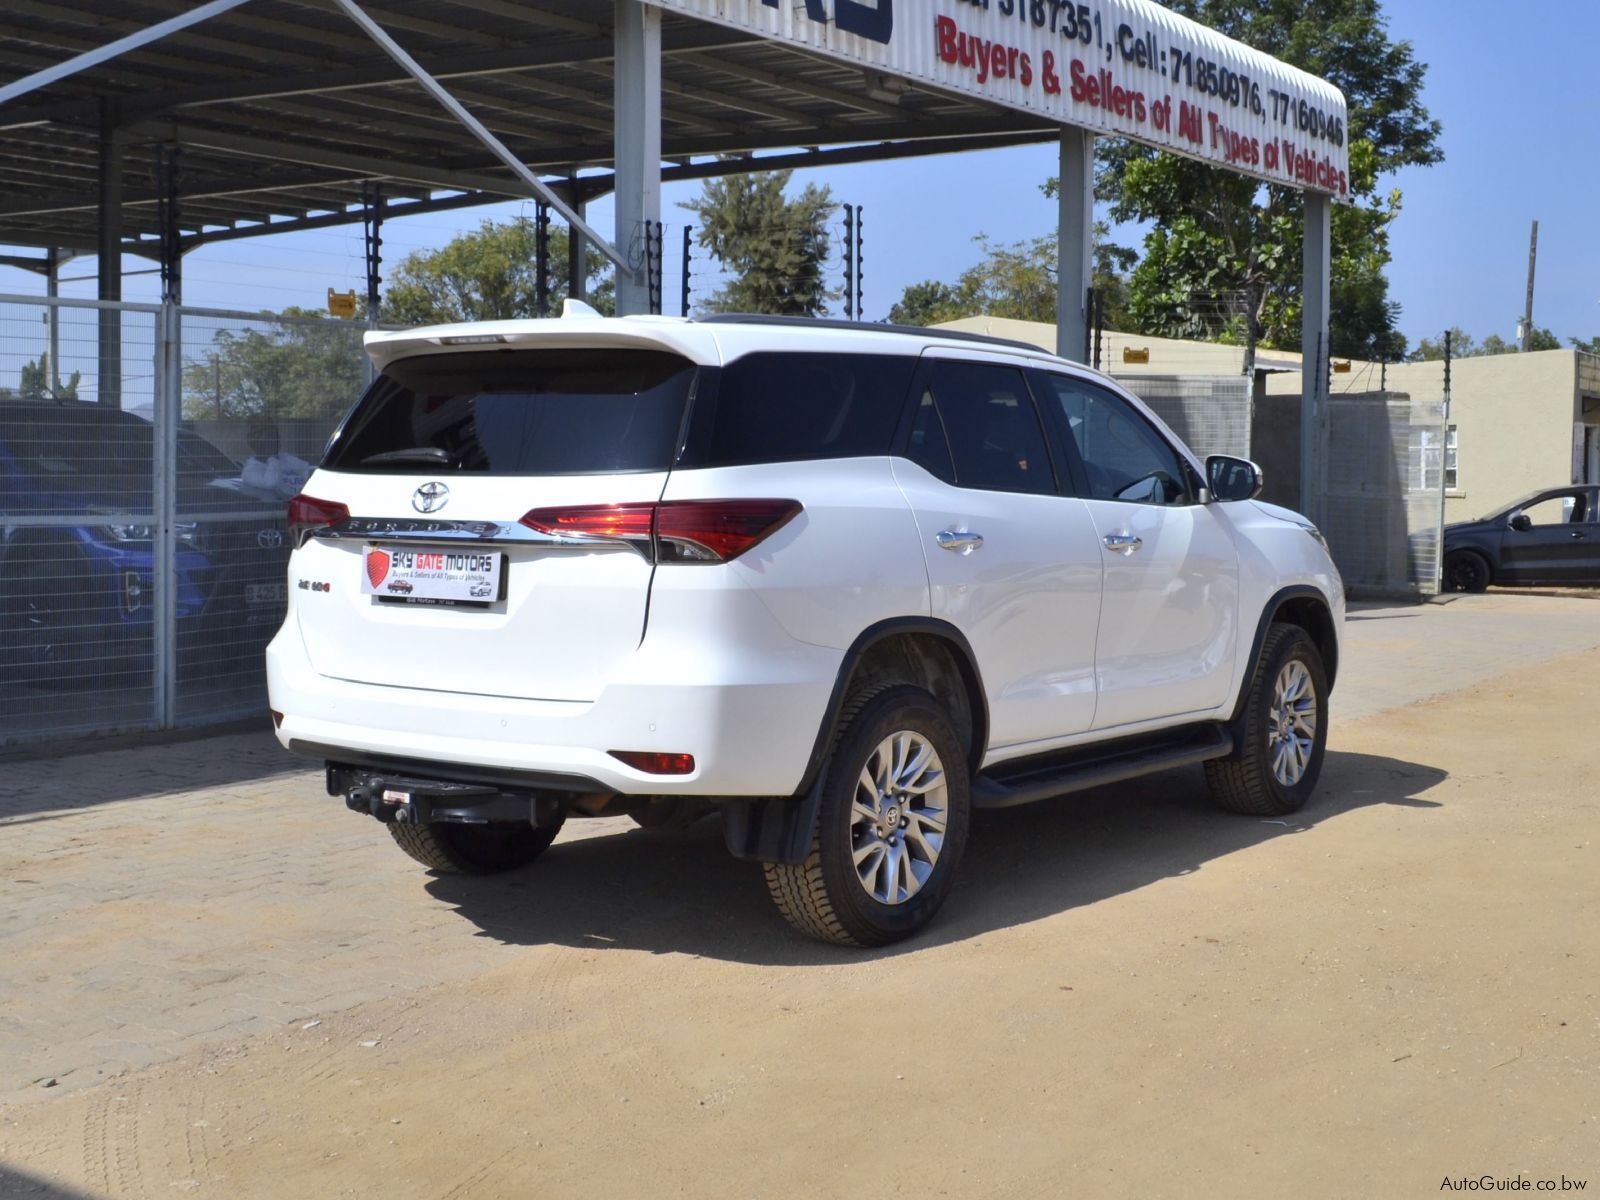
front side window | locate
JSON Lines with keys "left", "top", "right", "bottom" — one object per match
{"left": 1517, "top": 492, "right": 1588, "bottom": 527}
{"left": 920, "top": 360, "right": 1056, "bottom": 494}
{"left": 1038, "top": 374, "right": 1190, "bottom": 505}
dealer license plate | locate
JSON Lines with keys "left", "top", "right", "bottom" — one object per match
{"left": 361, "top": 545, "right": 505, "bottom": 606}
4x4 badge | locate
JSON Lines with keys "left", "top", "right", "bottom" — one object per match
{"left": 412, "top": 482, "right": 450, "bottom": 513}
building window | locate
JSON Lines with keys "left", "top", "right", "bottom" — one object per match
{"left": 1418, "top": 424, "right": 1459, "bottom": 492}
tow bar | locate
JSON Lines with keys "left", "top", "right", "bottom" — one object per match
{"left": 328, "top": 765, "right": 566, "bottom": 828}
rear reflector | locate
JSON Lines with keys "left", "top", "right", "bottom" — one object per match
{"left": 519, "top": 499, "right": 801, "bottom": 564}
{"left": 609, "top": 751, "right": 696, "bottom": 776}
{"left": 270, "top": 709, "right": 285, "bottom": 729}
{"left": 287, "top": 494, "right": 350, "bottom": 547}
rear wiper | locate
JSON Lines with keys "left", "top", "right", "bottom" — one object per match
{"left": 360, "top": 447, "right": 456, "bottom": 468}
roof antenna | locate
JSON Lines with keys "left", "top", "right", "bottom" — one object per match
{"left": 562, "top": 298, "right": 602, "bottom": 319}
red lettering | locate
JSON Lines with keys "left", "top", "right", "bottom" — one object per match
{"left": 935, "top": 15, "right": 958, "bottom": 64}
{"left": 1006, "top": 45, "right": 1019, "bottom": 82}
{"left": 1020, "top": 52, "right": 1032, "bottom": 87}
{"left": 1070, "top": 58, "right": 1088, "bottom": 102}
{"left": 1042, "top": 50, "right": 1060, "bottom": 94}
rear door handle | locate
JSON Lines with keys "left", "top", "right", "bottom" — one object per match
{"left": 1103, "top": 532, "right": 1143, "bottom": 555}
{"left": 936, "top": 530, "right": 984, "bottom": 555}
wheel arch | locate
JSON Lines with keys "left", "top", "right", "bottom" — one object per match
{"left": 1230, "top": 586, "right": 1339, "bottom": 722}
{"left": 722, "top": 617, "right": 989, "bottom": 865}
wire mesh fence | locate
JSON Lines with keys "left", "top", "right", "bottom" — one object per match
{"left": 1, "top": 297, "right": 163, "bottom": 742}
{"left": 1320, "top": 392, "right": 1447, "bottom": 597}
{"left": 0, "top": 295, "right": 364, "bottom": 747}
{"left": 1114, "top": 374, "right": 1252, "bottom": 459}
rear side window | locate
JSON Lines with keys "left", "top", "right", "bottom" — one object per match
{"left": 921, "top": 360, "right": 1056, "bottom": 494}
{"left": 689, "top": 352, "right": 917, "bottom": 467}
{"left": 322, "top": 349, "right": 694, "bottom": 475}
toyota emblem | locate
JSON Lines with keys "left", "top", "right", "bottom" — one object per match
{"left": 257, "top": 528, "right": 285, "bottom": 550}
{"left": 412, "top": 482, "right": 450, "bottom": 514}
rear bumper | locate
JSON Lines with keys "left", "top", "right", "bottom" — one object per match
{"left": 266, "top": 612, "right": 841, "bottom": 798}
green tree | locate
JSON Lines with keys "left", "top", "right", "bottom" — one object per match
{"left": 684, "top": 170, "right": 837, "bottom": 315}
{"left": 383, "top": 215, "right": 614, "bottom": 326}
{"left": 1408, "top": 328, "right": 1476, "bottom": 362}
{"left": 1090, "top": 0, "right": 1441, "bottom": 358}
{"left": 888, "top": 225, "right": 1135, "bottom": 328}
{"left": 1572, "top": 335, "right": 1600, "bottom": 356}
{"left": 14, "top": 351, "right": 80, "bottom": 401}
{"left": 1410, "top": 326, "right": 1563, "bottom": 362}
{"left": 182, "top": 308, "right": 365, "bottom": 422}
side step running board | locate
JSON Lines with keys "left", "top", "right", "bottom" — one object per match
{"left": 972, "top": 724, "right": 1234, "bottom": 810}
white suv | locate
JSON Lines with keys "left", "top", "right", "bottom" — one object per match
{"left": 268, "top": 312, "right": 1343, "bottom": 946}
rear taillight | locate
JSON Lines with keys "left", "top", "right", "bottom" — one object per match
{"left": 519, "top": 499, "right": 801, "bottom": 564}
{"left": 519, "top": 503, "right": 656, "bottom": 544}
{"left": 655, "top": 499, "right": 803, "bottom": 562}
{"left": 287, "top": 494, "right": 350, "bottom": 548}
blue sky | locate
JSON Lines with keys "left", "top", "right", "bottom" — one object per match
{"left": 3, "top": 0, "right": 1596, "bottom": 352}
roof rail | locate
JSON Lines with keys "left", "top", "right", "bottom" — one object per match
{"left": 695, "top": 313, "right": 1047, "bottom": 356}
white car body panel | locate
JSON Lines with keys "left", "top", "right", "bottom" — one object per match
{"left": 270, "top": 316, "right": 1344, "bottom": 801}
{"left": 891, "top": 456, "right": 1103, "bottom": 746}
{"left": 1082, "top": 497, "right": 1240, "bottom": 729}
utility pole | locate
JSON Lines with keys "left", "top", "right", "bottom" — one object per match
{"left": 1521, "top": 219, "right": 1539, "bottom": 353}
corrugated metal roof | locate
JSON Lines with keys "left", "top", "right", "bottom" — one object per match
{"left": 0, "top": 1, "right": 1055, "bottom": 253}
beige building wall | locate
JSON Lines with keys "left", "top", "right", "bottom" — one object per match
{"left": 938, "top": 316, "right": 1590, "bottom": 525}
{"left": 1382, "top": 351, "right": 1579, "bottom": 524}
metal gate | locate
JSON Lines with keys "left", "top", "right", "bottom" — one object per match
{"left": 0, "top": 294, "right": 367, "bottom": 747}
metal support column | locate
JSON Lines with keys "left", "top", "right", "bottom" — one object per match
{"left": 1056, "top": 128, "right": 1095, "bottom": 362}
{"left": 45, "top": 248, "right": 61, "bottom": 395}
{"left": 566, "top": 176, "right": 587, "bottom": 304}
{"left": 681, "top": 224, "right": 692, "bottom": 317}
{"left": 1300, "top": 192, "right": 1332, "bottom": 522}
{"left": 362, "top": 181, "right": 384, "bottom": 320}
{"left": 157, "top": 146, "right": 182, "bottom": 305}
{"left": 613, "top": 0, "right": 662, "bottom": 316}
{"left": 98, "top": 98, "right": 123, "bottom": 407}
{"left": 154, "top": 298, "right": 180, "bottom": 728}
{"left": 535, "top": 201, "right": 551, "bottom": 317}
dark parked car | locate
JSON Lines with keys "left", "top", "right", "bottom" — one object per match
{"left": 0, "top": 400, "right": 290, "bottom": 685}
{"left": 1442, "top": 485, "right": 1600, "bottom": 592}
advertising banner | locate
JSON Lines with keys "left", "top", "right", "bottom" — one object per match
{"left": 643, "top": 0, "right": 1350, "bottom": 196}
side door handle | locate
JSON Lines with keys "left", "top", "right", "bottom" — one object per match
{"left": 1103, "top": 532, "right": 1143, "bottom": 555}
{"left": 936, "top": 530, "right": 984, "bottom": 555}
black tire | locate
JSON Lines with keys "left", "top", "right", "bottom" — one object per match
{"left": 764, "top": 685, "right": 971, "bottom": 947}
{"left": 1443, "top": 549, "right": 1492, "bottom": 593}
{"left": 1205, "top": 624, "right": 1329, "bottom": 816}
{"left": 1, "top": 543, "right": 104, "bottom": 686}
{"left": 388, "top": 819, "right": 563, "bottom": 875}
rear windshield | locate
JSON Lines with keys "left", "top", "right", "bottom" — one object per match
{"left": 322, "top": 349, "right": 695, "bottom": 475}
{"left": 685, "top": 352, "right": 918, "bottom": 468}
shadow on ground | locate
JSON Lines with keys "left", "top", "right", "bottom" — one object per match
{"left": 0, "top": 730, "right": 309, "bottom": 822}
{"left": 0, "top": 1165, "right": 102, "bottom": 1199}
{"left": 425, "top": 749, "right": 1447, "bottom": 968}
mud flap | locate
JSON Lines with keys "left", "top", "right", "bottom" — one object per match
{"left": 721, "top": 773, "right": 826, "bottom": 865}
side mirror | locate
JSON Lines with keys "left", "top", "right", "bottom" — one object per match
{"left": 1206, "top": 455, "right": 1264, "bottom": 503}
{"left": 1509, "top": 513, "right": 1533, "bottom": 532}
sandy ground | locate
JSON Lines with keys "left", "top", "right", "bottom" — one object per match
{"left": 3, "top": 627, "right": 1599, "bottom": 1198}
